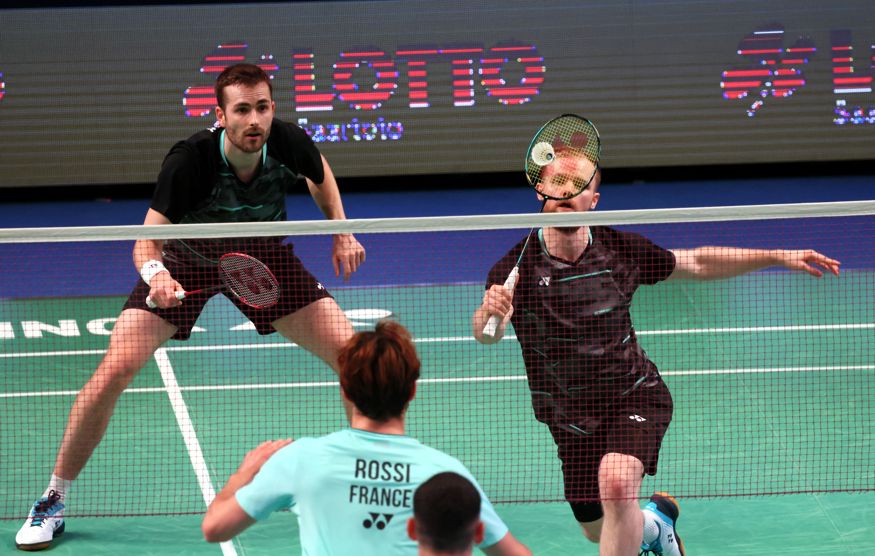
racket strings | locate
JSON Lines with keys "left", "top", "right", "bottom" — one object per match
{"left": 218, "top": 255, "right": 280, "bottom": 307}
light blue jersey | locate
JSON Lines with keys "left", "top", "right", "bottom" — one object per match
{"left": 236, "top": 429, "right": 509, "bottom": 555}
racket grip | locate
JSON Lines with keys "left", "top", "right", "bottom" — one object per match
{"left": 482, "top": 266, "right": 519, "bottom": 337}
{"left": 145, "top": 290, "right": 186, "bottom": 309}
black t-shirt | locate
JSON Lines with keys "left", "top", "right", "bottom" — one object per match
{"left": 150, "top": 118, "right": 324, "bottom": 264}
{"left": 486, "top": 226, "right": 676, "bottom": 423}
{"left": 151, "top": 117, "right": 323, "bottom": 224}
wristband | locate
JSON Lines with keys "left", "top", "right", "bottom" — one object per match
{"left": 140, "top": 260, "right": 168, "bottom": 286}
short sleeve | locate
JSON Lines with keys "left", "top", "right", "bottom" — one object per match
{"left": 235, "top": 443, "right": 299, "bottom": 521}
{"left": 266, "top": 119, "right": 324, "bottom": 184}
{"left": 151, "top": 142, "right": 204, "bottom": 223}
{"left": 605, "top": 228, "right": 676, "bottom": 286}
{"left": 486, "top": 238, "right": 527, "bottom": 289}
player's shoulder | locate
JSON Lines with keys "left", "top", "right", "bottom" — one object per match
{"left": 163, "top": 124, "right": 221, "bottom": 165}
{"left": 594, "top": 225, "right": 657, "bottom": 249}
{"left": 267, "top": 117, "right": 313, "bottom": 146}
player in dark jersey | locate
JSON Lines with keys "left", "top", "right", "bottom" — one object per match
{"left": 16, "top": 64, "right": 366, "bottom": 551}
{"left": 472, "top": 151, "right": 840, "bottom": 556}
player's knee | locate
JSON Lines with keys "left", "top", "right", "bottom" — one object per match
{"left": 90, "top": 360, "right": 145, "bottom": 395}
{"left": 599, "top": 474, "right": 635, "bottom": 502}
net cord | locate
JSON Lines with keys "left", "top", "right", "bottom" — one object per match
{"left": 0, "top": 200, "right": 872, "bottom": 243}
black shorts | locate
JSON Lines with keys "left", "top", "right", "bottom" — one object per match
{"left": 549, "top": 377, "right": 673, "bottom": 523}
{"left": 123, "top": 241, "right": 332, "bottom": 340}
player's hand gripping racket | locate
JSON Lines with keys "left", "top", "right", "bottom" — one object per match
{"left": 146, "top": 252, "right": 280, "bottom": 309}
{"left": 482, "top": 114, "right": 601, "bottom": 337}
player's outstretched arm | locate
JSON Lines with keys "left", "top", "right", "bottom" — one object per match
{"left": 669, "top": 247, "right": 841, "bottom": 281}
{"left": 202, "top": 439, "right": 293, "bottom": 542}
{"left": 305, "top": 155, "right": 365, "bottom": 280}
{"left": 473, "top": 285, "right": 514, "bottom": 344}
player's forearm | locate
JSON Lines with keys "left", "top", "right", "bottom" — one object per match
{"left": 132, "top": 239, "right": 165, "bottom": 269}
{"left": 134, "top": 208, "right": 172, "bottom": 272}
{"left": 673, "top": 247, "right": 782, "bottom": 280}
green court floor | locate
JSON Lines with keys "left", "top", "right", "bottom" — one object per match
{"left": 1, "top": 274, "right": 873, "bottom": 553}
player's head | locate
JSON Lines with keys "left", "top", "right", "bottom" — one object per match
{"left": 214, "top": 64, "right": 276, "bottom": 155}
{"left": 407, "top": 472, "right": 484, "bottom": 555}
{"left": 214, "top": 63, "right": 274, "bottom": 110}
{"left": 338, "top": 320, "right": 421, "bottom": 422}
{"left": 539, "top": 155, "right": 601, "bottom": 214}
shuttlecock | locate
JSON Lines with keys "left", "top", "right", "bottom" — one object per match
{"left": 530, "top": 142, "right": 555, "bottom": 166}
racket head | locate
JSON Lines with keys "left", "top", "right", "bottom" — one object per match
{"left": 217, "top": 252, "right": 280, "bottom": 309}
{"left": 525, "top": 114, "right": 601, "bottom": 200}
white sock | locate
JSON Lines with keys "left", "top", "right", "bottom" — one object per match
{"left": 641, "top": 509, "right": 660, "bottom": 545}
{"left": 43, "top": 475, "right": 73, "bottom": 501}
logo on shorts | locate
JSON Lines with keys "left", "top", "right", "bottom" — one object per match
{"left": 628, "top": 414, "right": 647, "bottom": 422}
{"left": 362, "top": 512, "right": 394, "bottom": 530}
{"left": 539, "top": 276, "right": 551, "bottom": 286}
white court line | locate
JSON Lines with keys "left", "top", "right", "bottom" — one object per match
{"left": 1, "top": 365, "right": 872, "bottom": 399}
{"left": 1, "top": 322, "right": 872, "bottom": 359}
{"left": 153, "top": 348, "right": 238, "bottom": 556}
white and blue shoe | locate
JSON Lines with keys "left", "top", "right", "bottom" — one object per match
{"left": 640, "top": 492, "right": 685, "bottom": 556}
{"left": 15, "top": 490, "right": 65, "bottom": 551}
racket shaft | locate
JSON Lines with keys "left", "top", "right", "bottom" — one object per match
{"left": 482, "top": 266, "right": 519, "bottom": 337}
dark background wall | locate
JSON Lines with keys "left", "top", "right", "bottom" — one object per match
{"left": 0, "top": 0, "right": 873, "bottom": 201}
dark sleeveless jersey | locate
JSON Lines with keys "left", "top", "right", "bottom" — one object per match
{"left": 150, "top": 118, "right": 323, "bottom": 264}
{"left": 486, "top": 226, "right": 676, "bottom": 425}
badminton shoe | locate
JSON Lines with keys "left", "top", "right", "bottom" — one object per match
{"left": 639, "top": 491, "right": 685, "bottom": 556}
{"left": 15, "top": 490, "right": 65, "bottom": 551}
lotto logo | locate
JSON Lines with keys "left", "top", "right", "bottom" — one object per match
{"left": 363, "top": 512, "right": 394, "bottom": 530}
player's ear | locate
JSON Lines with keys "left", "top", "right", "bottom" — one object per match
{"left": 215, "top": 105, "right": 226, "bottom": 127}
{"left": 473, "top": 520, "right": 485, "bottom": 544}
{"left": 590, "top": 191, "right": 600, "bottom": 210}
{"left": 407, "top": 518, "right": 418, "bottom": 541}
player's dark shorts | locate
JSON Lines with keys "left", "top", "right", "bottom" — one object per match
{"left": 547, "top": 376, "right": 673, "bottom": 523}
{"left": 123, "top": 241, "right": 332, "bottom": 340}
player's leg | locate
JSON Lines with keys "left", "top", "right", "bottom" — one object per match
{"left": 272, "top": 297, "right": 353, "bottom": 373}
{"left": 578, "top": 517, "right": 603, "bottom": 543}
{"left": 596, "top": 452, "right": 644, "bottom": 556}
{"left": 16, "top": 308, "right": 176, "bottom": 551}
{"left": 54, "top": 308, "right": 177, "bottom": 478}
{"left": 549, "top": 424, "right": 607, "bottom": 544}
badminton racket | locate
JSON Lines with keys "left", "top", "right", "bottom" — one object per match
{"left": 145, "top": 252, "right": 280, "bottom": 309}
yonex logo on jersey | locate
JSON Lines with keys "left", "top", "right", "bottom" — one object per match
{"left": 362, "top": 512, "right": 393, "bottom": 530}
{"left": 629, "top": 414, "right": 647, "bottom": 422}
{"left": 316, "top": 282, "right": 324, "bottom": 290}
{"left": 539, "top": 276, "right": 551, "bottom": 286}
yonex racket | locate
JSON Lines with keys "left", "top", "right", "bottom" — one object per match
{"left": 146, "top": 252, "right": 280, "bottom": 309}
{"left": 482, "top": 114, "right": 601, "bottom": 337}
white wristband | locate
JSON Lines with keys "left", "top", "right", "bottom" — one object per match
{"left": 140, "top": 260, "right": 168, "bottom": 286}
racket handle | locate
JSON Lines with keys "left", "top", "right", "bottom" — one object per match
{"left": 145, "top": 290, "right": 186, "bottom": 309}
{"left": 482, "top": 266, "right": 520, "bottom": 338}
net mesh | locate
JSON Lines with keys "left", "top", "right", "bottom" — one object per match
{"left": 0, "top": 202, "right": 873, "bottom": 519}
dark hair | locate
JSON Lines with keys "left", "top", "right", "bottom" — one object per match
{"left": 214, "top": 63, "right": 273, "bottom": 109}
{"left": 413, "top": 472, "right": 481, "bottom": 552}
{"left": 338, "top": 320, "right": 420, "bottom": 421}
